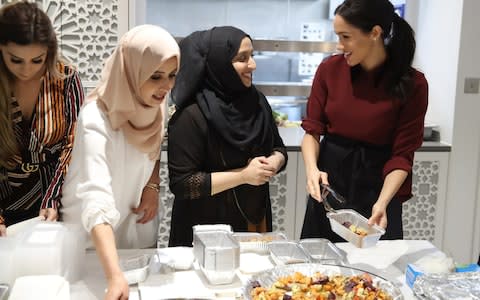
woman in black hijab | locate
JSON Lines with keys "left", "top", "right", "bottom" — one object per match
{"left": 168, "top": 26, "right": 287, "bottom": 247}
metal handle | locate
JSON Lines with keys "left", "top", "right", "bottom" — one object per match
{"left": 320, "top": 183, "right": 346, "bottom": 204}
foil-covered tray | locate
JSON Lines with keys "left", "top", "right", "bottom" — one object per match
{"left": 413, "top": 271, "right": 480, "bottom": 299}
{"left": 243, "top": 263, "right": 403, "bottom": 300}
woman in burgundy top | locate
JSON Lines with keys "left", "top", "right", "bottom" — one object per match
{"left": 301, "top": 0, "right": 428, "bottom": 241}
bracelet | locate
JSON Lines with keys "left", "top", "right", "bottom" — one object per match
{"left": 144, "top": 182, "right": 160, "bottom": 193}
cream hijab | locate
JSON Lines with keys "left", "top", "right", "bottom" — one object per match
{"left": 87, "top": 25, "right": 180, "bottom": 160}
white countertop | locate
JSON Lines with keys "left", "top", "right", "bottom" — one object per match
{"left": 70, "top": 239, "right": 440, "bottom": 299}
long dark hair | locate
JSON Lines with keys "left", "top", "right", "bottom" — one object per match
{"left": 0, "top": 1, "right": 61, "bottom": 169}
{"left": 335, "top": 0, "right": 416, "bottom": 101}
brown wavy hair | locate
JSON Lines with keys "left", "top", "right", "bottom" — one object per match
{"left": 0, "top": 1, "right": 62, "bottom": 169}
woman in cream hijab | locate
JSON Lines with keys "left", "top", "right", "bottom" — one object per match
{"left": 61, "top": 25, "right": 179, "bottom": 299}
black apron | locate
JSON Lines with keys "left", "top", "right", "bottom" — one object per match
{"left": 301, "top": 134, "right": 403, "bottom": 242}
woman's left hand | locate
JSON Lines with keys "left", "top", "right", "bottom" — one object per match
{"left": 39, "top": 208, "right": 58, "bottom": 221}
{"left": 368, "top": 201, "right": 388, "bottom": 229}
{"left": 132, "top": 187, "right": 159, "bottom": 224}
{"left": 265, "top": 152, "right": 285, "bottom": 174}
{"left": 0, "top": 224, "right": 6, "bottom": 237}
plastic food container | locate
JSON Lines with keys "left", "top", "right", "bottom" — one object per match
{"left": 193, "top": 230, "right": 240, "bottom": 285}
{"left": 156, "top": 247, "right": 194, "bottom": 270}
{"left": 299, "top": 238, "right": 347, "bottom": 264}
{"left": 327, "top": 209, "right": 385, "bottom": 248}
{"left": 267, "top": 241, "right": 310, "bottom": 265}
{"left": 9, "top": 222, "right": 86, "bottom": 283}
{"left": 120, "top": 254, "right": 151, "bottom": 284}
{"left": 232, "top": 232, "right": 287, "bottom": 254}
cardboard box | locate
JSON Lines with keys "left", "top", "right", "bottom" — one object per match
{"left": 405, "top": 263, "right": 424, "bottom": 288}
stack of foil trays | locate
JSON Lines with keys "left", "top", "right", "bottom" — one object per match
{"left": 413, "top": 271, "right": 480, "bottom": 299}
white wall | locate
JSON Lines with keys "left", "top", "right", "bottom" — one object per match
{"left": 414, "top": 0, "right": 480, "bottom": 263}
{"left": 445, "top": 0, "right": 480, "bottom": 263}
{"left": 414, "top": 0, "right": 461, "bottom": 144}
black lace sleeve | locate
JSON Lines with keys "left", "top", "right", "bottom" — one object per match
{"left": 167, "top": 103, "right": 211, "bottom": 200}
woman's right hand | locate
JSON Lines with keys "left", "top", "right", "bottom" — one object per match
{"left": 306, "top": 168, "right": 329, "bottom": 202}
{"left": 105, "top": 273, "right": 129, "bottom": 300}
{"left": 241, "top": 156, "right": 276, "bottom": 186}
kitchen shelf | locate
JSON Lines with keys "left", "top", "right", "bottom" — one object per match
{"left": 253, "top": 39, "right": 337, "bottom": 53}
{"left": 255, "top": 81, "right": 311, "bottom": 97}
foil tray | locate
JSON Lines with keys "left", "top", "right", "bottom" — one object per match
{"left": 299, "top": 238, "right": 347, "bottom": 264}
{"left": 242, "top": 263, "right": 403, "bottom": 300}
{"left": 413, "top": 271, "right": 480, "bottom": 299}
{"left": 233, "top": 232, "right": 287, "bottom": 254}
{"left": 120, "top": 254, "right": 151, "bottom": 284}
{"left": 327, "top": 209, "right": 385, "bottom": 248}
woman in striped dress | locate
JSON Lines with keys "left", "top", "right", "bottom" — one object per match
{"left": 0, "top": 1, "right": 84, "bottom": 234}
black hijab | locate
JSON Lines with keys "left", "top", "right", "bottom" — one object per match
{"left": 172, "top": 26, "right": 274, "bottom": 155}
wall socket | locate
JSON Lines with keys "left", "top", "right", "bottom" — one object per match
{"left": 464, "top": 77, "right": 480, "bottom": 94}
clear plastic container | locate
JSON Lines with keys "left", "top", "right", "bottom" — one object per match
{"left": 299, "top": 238, "right": 346, "bottom": 264}
{"left": 0, "top": 237, "right": 16, "bottom": 286}
{"left": 267, "top": 241, "right": 310, "bottom": 265}
{"left": 156, "top": 247, "right": 194, "bottom": 270}
{"left": 327, "top": 209, "right": 385, "bottom": 248}
{"left": 13, "top": 222, "right": 86, "bottom": 282}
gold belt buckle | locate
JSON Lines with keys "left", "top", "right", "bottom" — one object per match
{"left": 21, "top": 162, "right": 39, "bottom": 173}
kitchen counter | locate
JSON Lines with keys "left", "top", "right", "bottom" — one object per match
{"left": 71, "top": 239, "right": 441, "bottom": 299}
{"left": 277, "top": 126, "right": 451, "bottom": 152}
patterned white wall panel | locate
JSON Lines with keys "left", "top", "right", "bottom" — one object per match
{"left": 403, "top": 160, "right": 440, "bottom": 242}
{"left": 157, "top": 158, "right": 173, "bottom": 248}
{"left": 269, "top": 171, "right": 288, "bottom": 234}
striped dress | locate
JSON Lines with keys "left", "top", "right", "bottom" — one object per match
{"left": 0, "top": 62, "right": 84, "bottom": 226}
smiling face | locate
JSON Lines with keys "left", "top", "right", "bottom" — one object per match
{"left": 1, "top": 42, "right": 48, "bottom": 82}
{"left": 139, "top": 56, "right": 178, "bottom": 107}
{"left": 232, "top": 37, "right": 256, "bottom": 87}
{"left": 333, "top": 15, "right": 383, "bottom": 70}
